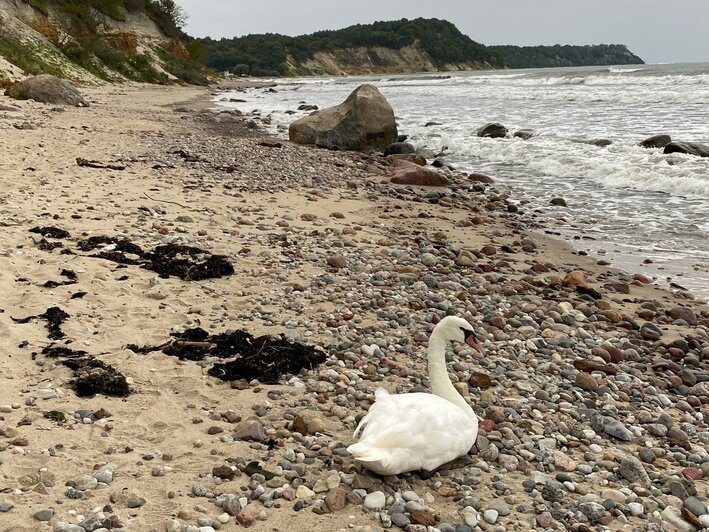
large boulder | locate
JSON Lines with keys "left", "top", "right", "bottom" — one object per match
{"left": 477, "top": 123, "right": 508, "bottom": 138}
{"left": 289, "top": 84, "right": 397, "bottom": 151}
{"left": 664, "top": 141, "right": 709, "bottom": 157}
{"left": 640, "top": 134, "right": 671, "bottom": 149}
{"left": 5, "top": 75, "right": 87, "bottom": 107}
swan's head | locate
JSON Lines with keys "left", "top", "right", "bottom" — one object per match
{"left": 434, "top": 316, "right": 484, "bottom": 354}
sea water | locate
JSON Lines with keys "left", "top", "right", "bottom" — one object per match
{"left": 219, "top": 63, "right": 709, "bottom": 299}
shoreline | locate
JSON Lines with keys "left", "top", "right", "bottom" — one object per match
{"left": 213, "top": 80, "right": 709, "bottom": 304}
{"left": 0, "top": 82, "right": 707, "bottom": 532}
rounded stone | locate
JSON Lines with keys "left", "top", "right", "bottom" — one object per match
{"left": 363, "top": 491, "right": 386, "bottom": 510}
{"left": 628, "top": 502, "right": 644, "bottom": 516}
{"left": 33, "top": 509, "right": 54, "bottom": 521}
{"left": 420, "top": 253, "right": 438, "bottom": 267}
{"left": 575, "top": 373, "right": 598, "bottom": 391}
{"left": 483, "top": 509, "right": 499, "bottom": 524}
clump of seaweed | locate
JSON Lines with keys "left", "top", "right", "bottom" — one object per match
{"left": 30, "top": 226, "right": 70, "bottom": 239}
{"left": 77, "top": 237, "right": 234, "bottom": 281}
{"left": 12, "top": 307, "right": 70, "bottom": 340}
{"left": 42, "top": 346, "right": 130, "bottom": 397}
{"left": 128, "top": 327, "right": 326, "bottom": 384}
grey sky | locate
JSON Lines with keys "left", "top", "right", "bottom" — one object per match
{"left": 176, "top": 0, "right": 708, "bottom": 64}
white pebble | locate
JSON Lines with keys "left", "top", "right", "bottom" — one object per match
{"left": 628, "top": 502, "right": 644, "bottom": 516}
{"left": 364, "top": 491, "right": 386, "bottom": 510}
{"left": 483, "top": 509, "right": 499, "bottom": 524}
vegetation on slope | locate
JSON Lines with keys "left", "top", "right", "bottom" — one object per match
{"left": 489, "top": 44, "right": 644, "bottom": 69}
{"left": 200, "top": 18, "right": 503, "bottom": 76}
{"left": 0, "top": 0, "right": 208, "bottom": 84}
{"left": 199, "top": 18, "right": 644, "bottom": 77}
{"left": 24, "top": 0, "right": 186, "bottom": 37}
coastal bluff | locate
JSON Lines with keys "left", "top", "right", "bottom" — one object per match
{"left": 199, "top": 18, "right": 643, "bottom": 77}
{"left": 0, "top": 0, "right": 204, "bottom": 85}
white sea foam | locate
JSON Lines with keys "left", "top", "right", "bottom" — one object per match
{"left": 608, "top": 67, "right": 644, "bottom": 73}
{"left": 220, "top": 63, "right": 709, "bottom": 297}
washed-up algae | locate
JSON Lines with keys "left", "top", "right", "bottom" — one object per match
{"left": 128, "top": 327, "right": 327, "bottom": 384}
{"left": 37, "top": 239, "right": 64, "bottom": 251}
{"left": 77, "top": 236, "right": 144, "bottom": 255}
{"left": 77, "top": 236, "right": 234, "bottom": 281}
{"left": 12, "top": 307, "right": 69, "bottom": 339}
{"left": 42, "top": 346, "right": 130, "bottom": 397}
{"left": 31, "top": 230, "right": 234, "bottom": 281}
{"left": 42, "top": 269, "right": 78, "bottom": 288}
{"left": 30, "top": 226, "right": 70, "bottom": 239}
{"left": 149, "top": 244, "right": 234, "bottom": 281}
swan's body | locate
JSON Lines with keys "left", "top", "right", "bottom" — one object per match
{"left": 347, "top": 316, "right": 481, "bottom": 475}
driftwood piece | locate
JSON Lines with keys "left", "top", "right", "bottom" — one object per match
{"left": 76, "top": 158, "right": 127, "bottom": 171}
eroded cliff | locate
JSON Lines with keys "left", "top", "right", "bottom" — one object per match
{"left": 0, "top": 0, "right": 204, "bottom": 85}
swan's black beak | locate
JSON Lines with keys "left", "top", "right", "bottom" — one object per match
{"left": 464, "top": 330, "right": 484, "bottom": 354}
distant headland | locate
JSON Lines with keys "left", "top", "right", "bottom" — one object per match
{"left": 198, "top": 18, "right": 644, "bottom": 77}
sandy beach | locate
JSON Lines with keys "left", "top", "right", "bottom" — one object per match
{"left": 0, "top": 82, "right": 707, "bottom": 532}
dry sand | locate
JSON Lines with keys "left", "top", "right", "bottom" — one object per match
{"left": 0, "top": 82, "right": 707, "bottom": 532}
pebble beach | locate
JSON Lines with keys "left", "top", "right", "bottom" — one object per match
{"left": 0, "top": 82, "right": 708, "bottom": 532}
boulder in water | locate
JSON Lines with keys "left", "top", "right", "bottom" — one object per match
{"left": 6, "top": 75, "right": 87, "bottom": 107}
{"left": 514, "top": 129, "right": 535, "bottom": 140}
{"left": 384, "top": 142, "right": 415, "bottom": 156}
{"left": 664, "top": 141, "right": 709, "bottom": 157}
{"left": 468, "top": 172, "right": 495, "bottom": 184}
{"left": 288, "top": 84, "right": 397, "bottom": 151}
{"left": 640, "top": 134, "right": 671, "bottom": 149}
{"left": 588, "top": 139, "right": 613, "bottom": 147}
{"left": 477, "top": 123, "right": 508, "bottom": 138}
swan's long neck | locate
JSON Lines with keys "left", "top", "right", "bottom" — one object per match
{"left": 428, "top": 332, "right": 476, "bottom": 421}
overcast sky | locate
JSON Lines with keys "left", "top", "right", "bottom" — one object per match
{"left": 176, "top": 0, "right": 708, "bottom": 64}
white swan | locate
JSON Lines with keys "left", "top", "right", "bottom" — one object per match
{"left": 347, "top": 316, "right": 482, "bottom": 476}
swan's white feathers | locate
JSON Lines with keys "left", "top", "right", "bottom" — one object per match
{"left": 347, "top": 391, "right": 477, "bottom": 475}
{"left": 347, "top": 316, "right": 480, "bottom": 476}
{"left": 352, "top": 387, "right": 389, "bottom": 438}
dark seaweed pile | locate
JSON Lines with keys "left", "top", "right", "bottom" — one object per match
{"left": 30, "top": 226, "right": 71, "bottom": 239}
{"left": 42, "top": 269, "right": 78, "bottom": 288}
{"left": 30, "top": 229, "right": 234, "bottom": 281}
{"left": 12, "top": 307, "right": 70, "bottom": 340}
{"left": 77, "top": 236, "right": 234, "bottom": 281}
{"left": 43, "top": 346, "right": 130, "bottom": 397}
{"left": 37, "top": 239, "right": 64, "bottom": 251}
{"left": 149, "top": 244, "right": 235, "bottom": 281}
{"left": 128, "top": 327, "right": 326, "bottom": 384}
{"left": 30, "top": 226, "right": 70, "bottom": 251}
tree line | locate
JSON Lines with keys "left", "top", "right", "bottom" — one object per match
{"left": 199, "top": 18, "right": 503, "bottom": 76}
{"left": 489, "top": 44, "right": 643, "bottom": 69}
{"left": 198, "top": 18, "right": 643, "bottom": 77}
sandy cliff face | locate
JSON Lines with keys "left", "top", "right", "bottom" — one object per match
{"left": 0, "top": 0, "right": 184, "bottom": 84}
{"left": 285, "top": 44, "right": 488, "bottom": 76}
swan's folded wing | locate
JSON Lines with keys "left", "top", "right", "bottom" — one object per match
{"left": 348, "top": 392, "right": 475, "bottom": 474}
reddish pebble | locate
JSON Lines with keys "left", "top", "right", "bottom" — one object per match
{"left": 682, "top": 467, "right": 704, "bottom": 481}
{"left": 236, "top": 510, "right": 255, "bottom": 528}
{"left": 479, "top": 419, "right": 496, "bottom": 432}
{"left": 480, "top": 245, "right": 497, "bottom": 256}
{"left": 327, "top": 253, "right": 347, "bottom": 269}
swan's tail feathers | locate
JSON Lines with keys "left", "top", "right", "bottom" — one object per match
{"left": 353, "top": 388, "right": 389, "bottom": 438}
{"left": 374, "top": 387, "right": 389, "bottom": 400}
{"left": 346, "top": 442, "right": 385, "bottom": 464}
{"left": 352, "top": 411, "right": 370, "bottom": 438}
